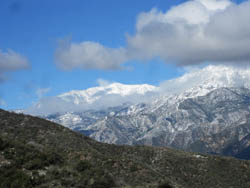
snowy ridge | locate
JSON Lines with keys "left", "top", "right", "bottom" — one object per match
{"left": 43, "top": 65, "right": 250, "bottom": 158}
{"left": 25, "top": 65, "right": 250, "bottom": 115}
{"left": 159, "top": 65, "right": 250, "bottom": 97}
{"left": 150, "top": 65, "right": 250, "bottom": 109}
{"left": 25, "top": 83, "right": 157, "bottom": 115}
{"left": 59, "top": 83, "right": 157, "bottom": 104}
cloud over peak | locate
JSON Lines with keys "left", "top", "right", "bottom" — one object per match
{"left": 25, "top": 80, "right": 157, "bottom": 115}
{"left": 55, "top": 0, "right": 250, "bottom": 70}
{"left": 25, "top": 64, "right": 250, "bottom": 115}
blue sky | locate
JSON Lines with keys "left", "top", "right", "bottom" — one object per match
{"left": 0, "top": 0, "right": 249, "bottom": 110}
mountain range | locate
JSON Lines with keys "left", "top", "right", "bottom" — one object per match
{"left": 22, "top": 65, "right": 250, "bottom": 159}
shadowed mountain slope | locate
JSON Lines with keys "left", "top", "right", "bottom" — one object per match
{"left": 1, "top": 109, "right": 250, "bottom": 188}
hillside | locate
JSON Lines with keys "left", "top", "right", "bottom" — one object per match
{"left": 1, "top": 109, "right": 250, "bottom": 188}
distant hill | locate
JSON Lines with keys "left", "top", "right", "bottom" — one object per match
{"left": 1, "top": 109, "right": 250, "bottom": 188}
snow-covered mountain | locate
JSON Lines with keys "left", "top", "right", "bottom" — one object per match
{"left": 59, "top": 82, "right": 157, "bottom": 104}
{"left": 25, "top": 82, "right": 157, "bottom": 115}
{"left": 25, "top": 65, "right": 250, "bottom": 115}
{"left": 30, "top": 65, "right": 250, "bottom": 159}
{"left": 159, "top": 65, "right": 250, "bottom": 97}
{"left": 48, "top": 87, "right": 250, "bottom": 159}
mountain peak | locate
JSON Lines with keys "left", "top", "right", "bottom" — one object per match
{"left": 185, "top": 65, "right": 250, "bottom": 88}
{"left": 59, "top": 82, "right": 157, "bottom": 101}
{"left": 24, "top": 65, "right": 250, "bottom": 115}
{"left": 25, "top": 82, "right": 157, "bottom": 115}
{"left": 159, "top": 65, "right": 250, "bottom": 99}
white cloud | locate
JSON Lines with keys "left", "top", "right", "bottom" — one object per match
{"left": 55, "top": 40, "right": 128, "bottom": 70}
{"left": 25, "top": 80, "right": 158, "bottom": 115}
{"left": 0, "top": 49, "right": 29, "bottom": 80}
{"left": 159, "top": 64, "right": 250, "bottom": 95}
{"left": 0, "top": 49, "right": 29, "bottom": 72}
{"left": 36, "top": 87, "right": 51, "bottom": 98}
{"left": 96, "top": 78, "right": 112, "bottom": 87}
{"left": 127, "top": 0, "right": 247, "bottom": 64}
{"left": 0, "top": 98, "right": 6, "bottom": 106}
{"left": 55, "top": 0, "right": 250, "bottom": 69}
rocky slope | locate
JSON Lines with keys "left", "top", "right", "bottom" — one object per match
{"left": 46, "top": 72, "right": 250, "bottom": 159}
{"left": 21, "top": 65, "right": 250, "bottom": 159}
{"left": 1, "top": 109, "right": 250, "bottom": 188}
{"left": 63, "top": 87, "right": 250, "bottom": 159}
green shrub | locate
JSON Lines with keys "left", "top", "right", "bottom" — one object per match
{"left": 46, "top": 151, "right": 64, "bottom": 165}
{"left": 158, "top": 182, "right": 174, "bottom": 188}
{"left": 30, "top": 171, "right": 45, "bottom": 186}
{"left": 25, "top": 158, "right": 44, "bottom": 170}
{"left": 76, "top": 160, "right": 92, "bottom": 172}
{"left": 129, "top": 164, "right": 138, "bottom": 172}
{"left": 0, "top": 167, "right": 32, "bottom": 188}
{"left": 0, "top": 137, "right": 4, "bottom": 150}
{"left": 91, "top": 176, "right": 115, "bottom": 188}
